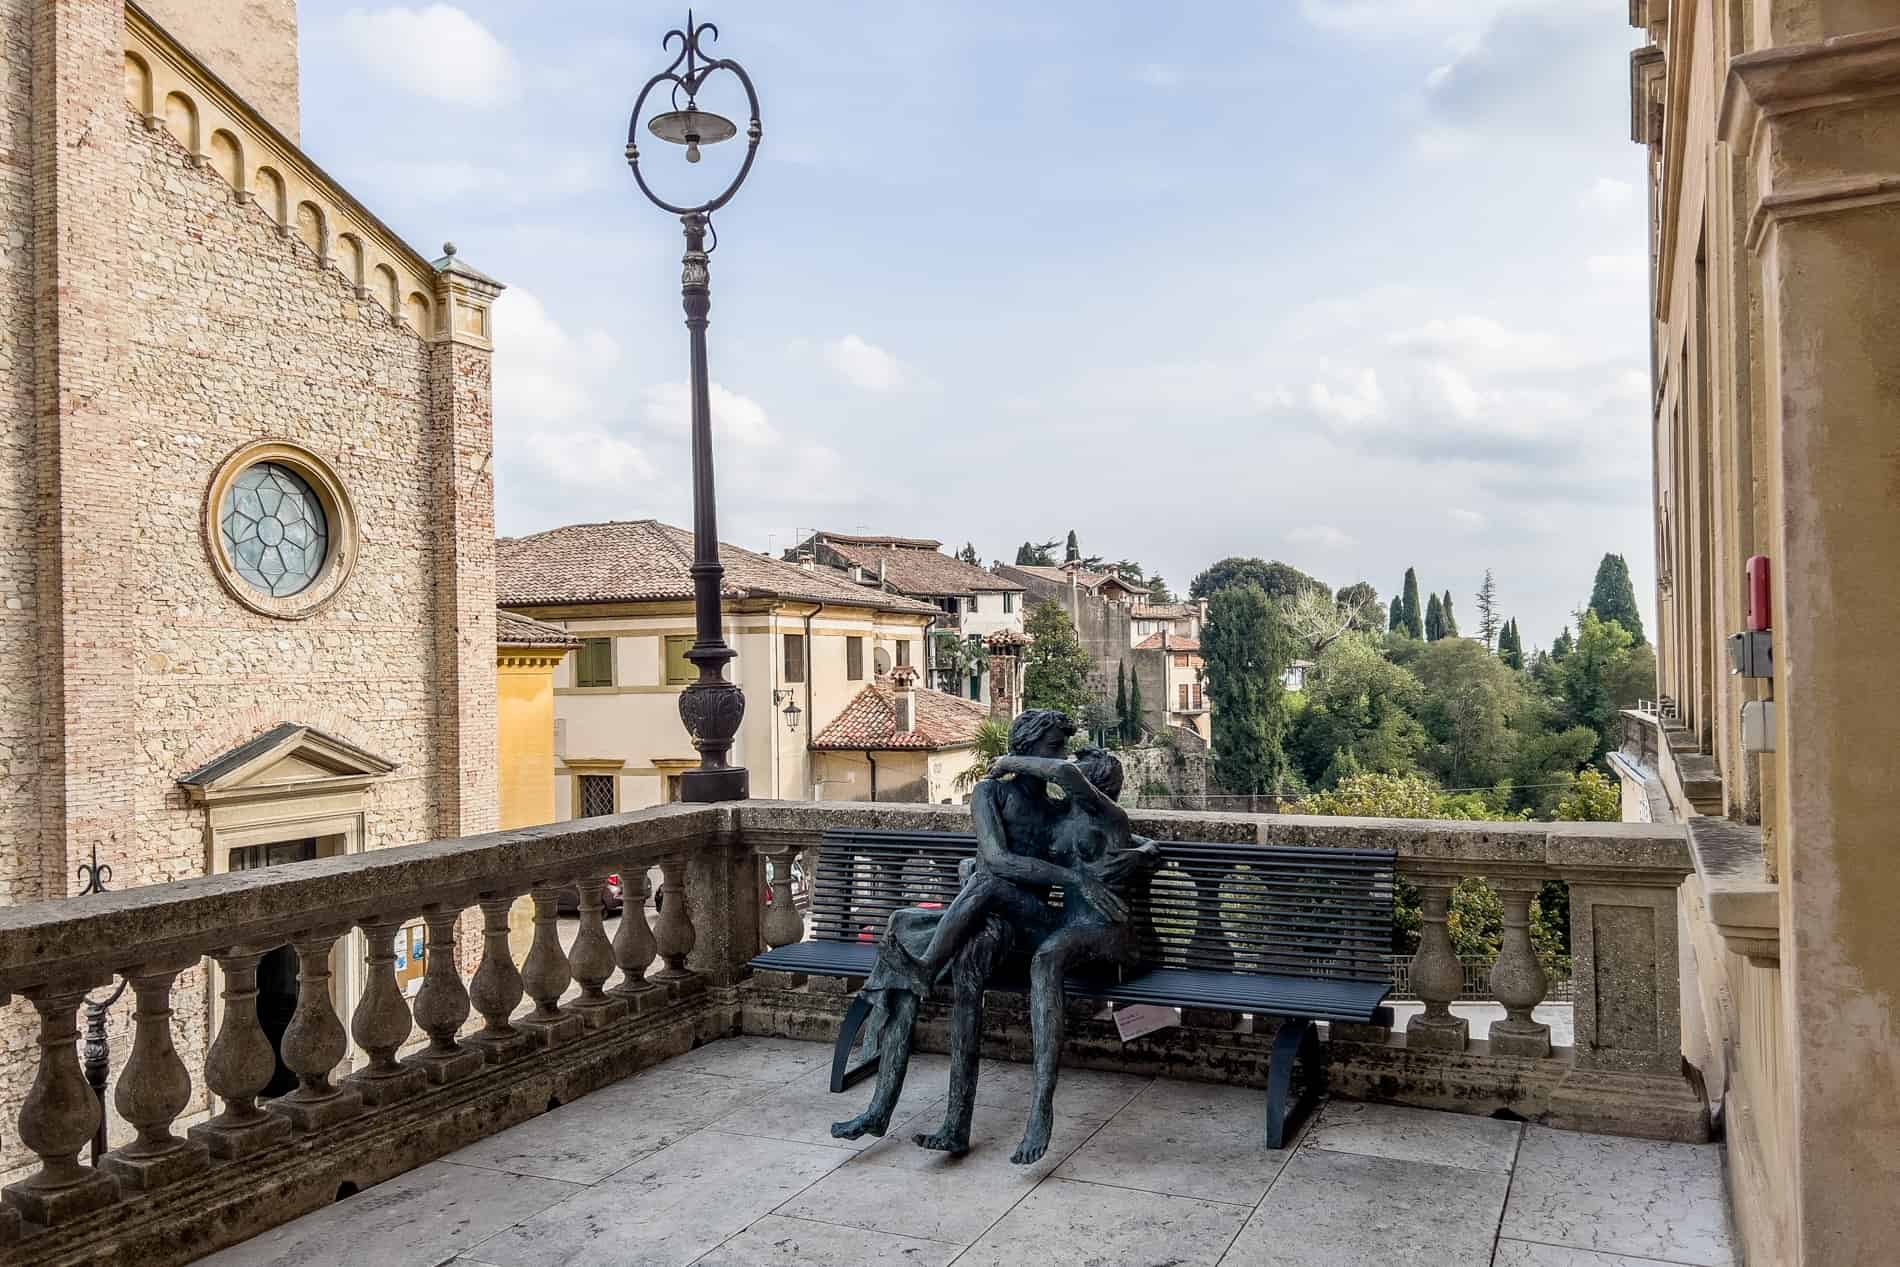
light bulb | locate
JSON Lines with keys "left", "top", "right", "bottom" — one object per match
{"left": 686, "top": 141, "right": 701, "bottom": 164}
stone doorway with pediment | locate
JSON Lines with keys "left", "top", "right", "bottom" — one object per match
{"left": 178, "top": 724, "right": 399, "bottom": 1082}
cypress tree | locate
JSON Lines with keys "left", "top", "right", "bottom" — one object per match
{"left": 1127, "top": 673, "right": 1144, "bottom": 743}
{"left": 1114, "top": 663, "right": 1129, "bottom": 742}
{"left": 1065, "top": 530, "right": 1080, "bottom": 564}
{"left": 1425, "top": 592, "right": 1444, "bottom": 641}
{"left": 1401, "top": 568, "right": 1423, "bottom": 639}
{"left": 1500, "top": 618, "right": 1524, "bottom": 670}
{"left": 1587, "top": 553, "right": 1645, "bottom": 644}
{"left": 1388, "top": 594, "right": 1404, "bottom": 634}
{"left": 1552, "top": 624, "right": 1574, "bottom": 661}
{"left": 1441, "top": 590, "right": 1459, "bottom": 638}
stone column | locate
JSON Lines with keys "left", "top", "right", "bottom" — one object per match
{"left": 568, "top": 875, "right": 629, "bottom": 1028}
{"left": 428, "top": 246, "right": 504, "bottom": 839}
{"left": 2, "top": 983, "right": 120, "bottom": 1225}
{"left": 1487, "top": 883, "right": 1551, "bottom": 1058}
{"left": 1719, "top": 23, "right": 1900, "bottom": 1265}
{"left": 610, "top": 864, "right": 664, "bottom": 1013}
{"left": 100, "top": 959, "right": 209, "bottom": 1190}
{"left": 1403, "top": 880, "right": 1467, "bottom": 1052}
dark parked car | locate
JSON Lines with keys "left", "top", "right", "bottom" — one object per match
{"left": 555, "top": 873, "right": 624, "bottom": 915}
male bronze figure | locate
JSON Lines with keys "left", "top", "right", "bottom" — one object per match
{"left": 831, "top": 709, "right": 1158, "bottom": 1163}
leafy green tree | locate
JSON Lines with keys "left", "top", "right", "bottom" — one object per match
{"left": 1015, "top": 539, "right": 1060, "bottom": 567}
{"left": 1547, "top": 611, "right": 1649, "bottom": 758}
{"left": 957, "top": 542, "right": 980, "bottom": 566}
{"left": 1388, "top": 595, "right": 1404, "bottom": 635}
{"left": 1335, "top": 581, "right": 1385, "bottom": 632}
{"left": 1424, "top": 592, "right": 1444, "bottom": 641}
{"left": 1127, "top": 673, "right": 1144, "bottom": 743}
{"left": 1401, "top": 567, "right": 1423, "bottom": 638}
{"left": 1440, "top": 591, "right": 1459, "bottom": 638}
{"left": 1114, "top": 662, "right": 1129, "bottom": 740}
{"left": 1021, "top": 600, "right": 1093, "bottom": 720}
{"left": 1408, "top": 637, "right": 1527, "bottom": 791}
{"left": 1551, "top": 625, "right": 1574, "bottom": 661}
{"left": 1475, "top": 569, "right": 1500, "bottom": 650}
{"left": 1064, "top": 530, "right": 1080, "bottom": 564}
{"left": 1555, "top": 768, "right": 1621, "bottom": 821}
{"left": 1587, "top": 553, "right": 1645, "bottom": 644}
{"left": 1202, "top": 585, "right": 1299, "bottom": 794}
{"left": 1190, "top": 558, "right": 1328, "bottom": 603}
{"left": 1148, "top": 576, "right": 1173, "bottom": 604}
{"left": 1290, "top": 635, "right": 1426, "bottom": 787}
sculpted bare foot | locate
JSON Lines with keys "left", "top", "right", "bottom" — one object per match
{"left": 1011, "top": 1110, "right": 1052, "bottom": 1165}
{"left": 912, "top": 1123, "right": 971, "bottom": 1155}
{"left": 831, "top": 1109, "right": 890, "bottom": 1140}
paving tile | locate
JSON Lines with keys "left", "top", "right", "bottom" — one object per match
{"left": 659, "top": 1036, "right": 832, "bottom": 1083}
{"left": 196, "top": 1161, "right": 581, "bottom": 1267}
{"left": 694, "top": 1214, "right": 961, "bottom": 1266}
{"left": 444, "top": 1068, "right": 779, "bottom": 1183}
{"left": 465, "top": 1130, "right": 849, "bottom": 1267}
{"left": 1494, "top": 1239, "right": 1693, "bottom": 1266}
{"left": 1502, "top": 1127, "right": 1735, "bottom": 1267}
{"left": 854, "top": 1098, "right": 1104, "bottom": 1177}
{"left": 775, "top": 1148, "right": 1047, "bottom": 1244}
{"left": 968, "top": 1058, "right": 1152, "bottom": 1120}
{"left": 1231, "top": 1147, "right": 1510, "bottom": 1265}
{"left": 1051, "top": 1077, "right": 1299, "bottom": 1205}
{"left": 955, "top": 1177, "right": 1249, "bottom": 1267}
{"left": 1303, "top": 1099, "right": 1523, "bottom": 1173}
{"left": 709, "top": 1069, "right": 944, "bottom": 1152}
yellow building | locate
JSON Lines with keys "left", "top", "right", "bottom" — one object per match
{"left": 1616, "top": 4, "right": 1900, "bottom": 1264}
{"left": 497, "top": 612, "right": 578, "bottom": 830}
{"left": 497, "top": 520, "right": 947, "bottom": 813}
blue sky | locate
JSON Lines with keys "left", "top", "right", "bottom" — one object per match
{"left": 299, "top": 1, "right": 1652, "bottom": 650}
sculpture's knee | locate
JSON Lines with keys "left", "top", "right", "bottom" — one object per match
{"left": 1030, "top": 945, "right": 1067, "bottom": 987}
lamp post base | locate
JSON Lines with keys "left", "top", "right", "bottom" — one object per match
{"left": 680, "top": 766, "right": 749, "bottom": 803}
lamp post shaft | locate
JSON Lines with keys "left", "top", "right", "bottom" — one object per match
{"left": 676, "top": 212, "right": 749, "bottom": 801}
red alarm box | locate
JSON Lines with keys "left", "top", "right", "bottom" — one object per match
{"left": 1745, "top": 556, "right": 1771, "bottom": 632}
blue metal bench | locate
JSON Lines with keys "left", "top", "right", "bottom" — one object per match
{"left": 750, "top": 827, "right": 1397, "bottom": 1147}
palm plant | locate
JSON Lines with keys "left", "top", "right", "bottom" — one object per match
{"left": 955, "top": 718, "right": 1011, "bottom": 794}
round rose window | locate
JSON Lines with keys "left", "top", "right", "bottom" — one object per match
{"left": 219, "top": 462, "right": 331, "bottom": 597}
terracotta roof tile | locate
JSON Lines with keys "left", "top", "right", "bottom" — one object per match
{"left": 811, "top": 683, "right": 992, "bottom": 751}
{"left": 496, "top": 520, "right": 941, "bottom": 616}
{"left": 1135, "top": 632, "right": 1201, "bottom": 652}
{"left": 805, "top": 532, "right": 1024, "bottom": 597}
{"left": 497, "top": 610, "right": 579, "bottom": 648}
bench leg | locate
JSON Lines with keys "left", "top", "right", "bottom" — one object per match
{"left": 830, "top": 993, "right": 879, "bottom": 1093}
{"left": 1265, "top": 1018, "right": 1323, "bottom": 1149}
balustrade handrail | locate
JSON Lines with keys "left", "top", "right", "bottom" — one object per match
{"left": 0, "top": 803, "right": 724, "bottom": 994}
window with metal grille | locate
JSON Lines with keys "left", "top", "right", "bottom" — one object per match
{"left": 578, "top": 774, "right": 615, "bottom": 818}
{"left": 575, "top": 637, "right": 613, "bottom": 687}
{"left": 846, "top": 636, "right": 864, "bottom": 681}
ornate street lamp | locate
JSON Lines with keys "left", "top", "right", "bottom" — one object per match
{"left": 626, "top": 11, "right": 762, "bottom": 802}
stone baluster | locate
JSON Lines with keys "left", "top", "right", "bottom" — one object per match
{"left": 568, "top": 875, "right": 628, "bottom": 1029}
{"left": 517, "top": 883, "right": 583, "bottom": 1047}
{"left": 755, "top": 845, "right": 808, "bottom": 989}
{"left": 404, "top": 903, "right": 484, "bottom": 1084}
{"left": 0, "top": 983, "right": 120, "bottom": 1226}
{"left": 189, "top": 947, "right": 293, "bottom": 1159}
{"left": 100, "top": 959, "right": 209, "bottom": 1190}
{"left": 610, "top": 864, "right": 663, "bottom": 1013}
{"left": 465, "top": 890, "right": 534, "bottom": 1063}
{"left": 652, "top": 854, "right": 703, "bottom": 997}
{"left": 267, "top": 925, "right": 364, "bottom": 1130}
{"left": 1404, "top": 878, "right": 1469, "bottom": 1051}
{"left": 345, "top": 915, "right": 427, "bottom": 1105}
{"left": 1488, "top": 882, "right": 1552, "bottom": 1057}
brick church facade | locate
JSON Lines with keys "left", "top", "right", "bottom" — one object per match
{"left": 0, "top": 0, "right": 501, "bottom": 1145}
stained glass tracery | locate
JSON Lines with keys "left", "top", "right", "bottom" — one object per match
{"left": 220, "top": 462, "right": 329, "bottom": 597}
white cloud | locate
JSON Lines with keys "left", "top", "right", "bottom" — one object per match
{"left": 1448, "top": 508, "right": 1486, "bottom": 530}
{"left": 1588, "top": 253, "right": 1648, "bottom": 285}
{"left": 821, "top": 335, "right": 915, "bottom": 393}
{"left": 641, "top": 381, "right": 780, "bottom": 448}
{"left": 1388, "top": 316, "right": 1589, "bottom": 374}
{"left": 1301, "top": 0, "right": 1524, "bottom": 35}
{"left": 1132, "top": 63, "right": 1182, "bottom": 88}
{"left": 1290, "top": 525, "right": 1357, "bottom": 550}
{"left": 339, "top": 5, "right": 518, "bottom": 107}
{"left": 1304, "top": 367, "right": 1385, "bottom": 425}
{"left": 1584, "top": 177, "right": 1636, "bottom": 213}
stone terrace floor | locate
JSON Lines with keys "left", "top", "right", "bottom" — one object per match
{"left": 200, "top": 1037, "right": 1736, "bottom": 1267}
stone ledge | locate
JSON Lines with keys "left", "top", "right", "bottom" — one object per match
{"left": 1686, "top": 818, "right": 1780, "bottom": 965}
{"left": 2, "top": 992, "right": 739, "bottom": 1267}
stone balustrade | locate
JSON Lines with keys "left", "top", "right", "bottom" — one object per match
{"left": 740, "top": 802, "right": 1709, "bottom": 1144}
{"left": 0, "top": 801, "right": 1703, "bottom": 1266}
{"left": 0, "top": 804, "right": 757, "bottom": 1264}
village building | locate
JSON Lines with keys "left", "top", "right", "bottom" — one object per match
{"left": 497, "top": 520, "right": 943, "bottom": 814}
{"left": 1130, "top": 631, "right": 1208, "bottom": 741}
{"left": 809, "top": 665, "right": 990, "bottom": 803}
{"left": 790, "top": 532, "right": 1024, "bottom": 704}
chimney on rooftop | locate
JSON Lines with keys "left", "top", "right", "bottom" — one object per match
{"left": 891, "top": 665, "right": 918, "bottom": 733}
{"left": 798, "top": 551, "right": 815, "bottom": 571}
